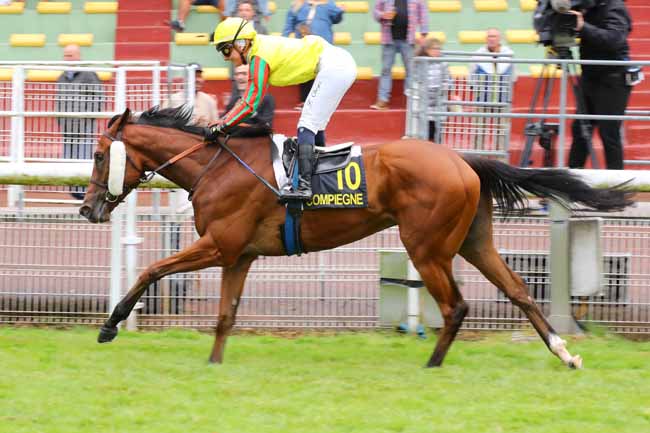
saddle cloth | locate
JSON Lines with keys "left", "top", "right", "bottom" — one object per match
{"left": 270, "top": 134, "right": 368, "bottom": 209}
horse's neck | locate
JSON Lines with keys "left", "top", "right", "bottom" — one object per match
{"left": 134, "top": 128, "right": 204, "bottom": 191}
{"left": 132, "top": 127, "right": 271, "bottom": 192}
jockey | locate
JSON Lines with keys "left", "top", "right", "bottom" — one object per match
{"left": 208, "top": 17, "right": 357, "bottom": 201}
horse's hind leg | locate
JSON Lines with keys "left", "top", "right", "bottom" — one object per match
{"left": 459, "top": 197, "right": 583, "bottom": 368}
{"left": 413, "top": 259, "right": 468, "bottom": 367}
{"left": 209, "top": 255, "right": 256, "bottom": 364}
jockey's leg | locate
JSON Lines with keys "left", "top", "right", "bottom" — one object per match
{"left": 296, "top": 127, "right": 315, "bottom": 197}
{"left": 280, "top": 43, "right": 356, "bottom": 202}
{"left": 279, "top": 127, "right": 315, "bottom": 200}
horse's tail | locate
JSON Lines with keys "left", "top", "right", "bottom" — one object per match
{"left": 462, "top": 155, "right": 635, "bottom": 214}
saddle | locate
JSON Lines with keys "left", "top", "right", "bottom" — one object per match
{"left": 281, "top": 137, "right": 354, "bottom": 177}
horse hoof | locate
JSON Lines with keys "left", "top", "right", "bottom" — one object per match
{"left": 568, "top": 355, "right": 583, "bottom": 369}
{"left": 97, "top": 326, "right": 118, "bottom": 343}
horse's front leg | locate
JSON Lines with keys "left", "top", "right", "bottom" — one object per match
{"left": 98, "top": 235, "right": 222, "bottom": 343}
{"left": 209, "top": 255, "right": 256, "bottom": 364}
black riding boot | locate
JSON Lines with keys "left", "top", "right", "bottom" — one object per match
{"left": 280, "top": 142, "right": 314, "bottom": 201}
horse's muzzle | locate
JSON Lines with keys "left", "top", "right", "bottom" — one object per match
{"left": 79, "top": 204, "right": 110, "bottom": 223}
{"left": 79, "top": 205, "right": 92, "bottom": 220}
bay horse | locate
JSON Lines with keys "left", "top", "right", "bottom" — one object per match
{"left": 80, "top": 106, "right": 633, "bottom": 368}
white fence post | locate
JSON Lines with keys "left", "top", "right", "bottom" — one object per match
{"left": 548, "top": 200, "right": 581, "bottom": 334}
{"left": 110, "top": 204, "right": 123, "bottom": 321}
{"left": 558, "top": 63, "right": 568, "bottom": 167}
{"left": 124, "top": 192, "right": 142, "bottom": 331}
{"left": 115, "top": 67, "right": 127, "bottom": 113}
{"left": 406, "top": 260, "right": 421, "bottom": 333}
{"left": 8, "top": 66, "right": 25, "bottom": 208}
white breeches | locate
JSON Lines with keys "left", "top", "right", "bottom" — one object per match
{"left": 298, "top": 43, "right": 357, "bottom": 133}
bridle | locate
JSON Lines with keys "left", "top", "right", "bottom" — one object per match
{"left": 89, "top": 126, "right": 282, "bottom": 206}
{"left": 89, "top": 131, "right": 144, "bottom": 203}
{"left": 90, "top": 130, "right": 225, "bottom": 204}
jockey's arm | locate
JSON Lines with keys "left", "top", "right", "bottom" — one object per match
{"left": 222, "top": 57, "right": 270, "bottom": 128}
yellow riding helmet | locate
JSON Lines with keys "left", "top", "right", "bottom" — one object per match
{"left": 211, "top": 17, "right": 257, "bottom": 47}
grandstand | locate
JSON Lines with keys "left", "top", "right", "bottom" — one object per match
{"left": 0, "top": 0, "right": 649, "bottom": 164}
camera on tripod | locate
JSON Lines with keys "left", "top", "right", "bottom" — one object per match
{"left": 520, "top": 0, "right": 599, "bottom": 168}
{"left": 534, "top": 0, "right": 596, "bottom": 50}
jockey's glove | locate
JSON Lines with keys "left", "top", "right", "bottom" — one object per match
{"left": 207, "top": 123, "right": 225, "bottom": 141}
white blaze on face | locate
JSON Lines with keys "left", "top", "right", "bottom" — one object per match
{"left": 108, "top": 141, "right": 126, "bottom": 196}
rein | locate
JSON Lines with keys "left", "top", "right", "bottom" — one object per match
{"left": 218, "top": 136, "right": 281, "bottom": 197}
{"left": 93, "top": 129, "right": 281, "bottom": 205}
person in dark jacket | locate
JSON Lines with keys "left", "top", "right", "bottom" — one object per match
{"left": 568, "top": 0, "right": 633, "bottom": 169}
{"left": 223, "top": 64, "right": 276, "bottom": 128}
{"left": 56, "top": 44, "right": 103, "bottom": 199}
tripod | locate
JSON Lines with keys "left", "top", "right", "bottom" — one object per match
{"left": 519, "top": 47, "right": 597, "bottom": 168}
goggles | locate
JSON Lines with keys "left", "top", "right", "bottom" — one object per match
{"left": 216, "top": 42, "right": 233, "bottom": 58}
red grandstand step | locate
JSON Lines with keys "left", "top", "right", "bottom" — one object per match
{"left": 631, "top": 23, "right": 650, "bottom": 39}
{"left": 119, "top": 0, "right": 169, "bottom": 11}
{"left": 203, "top": 79, "right": 405, "bottom": 111}
{"left": 628, "top": 90, "right": 650, "bottom": 109}
{"left": 117, "top": 26, "right": 170, "bottom": 43}
{"left": 114, "top": 0, "right": 171, "bottom": 63}
{"left": 114, "top": 42, "right": 169, "bottom": 61}
{"left": 629, "top": 5, "right": 650, "bottom": 21}
{"left": 273, "top": 109, "right": 405, "bottom": 144}
{"left": 117, "top": 11, "right": 171, "bottom": 27}
{"left": 629, "top": 39, "right": 650, "bottom": 56}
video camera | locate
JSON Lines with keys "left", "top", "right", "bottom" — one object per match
{"left": 533, "top": 0, "right": 596, "bottom": 49}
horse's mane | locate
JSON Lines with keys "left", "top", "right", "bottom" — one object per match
{"left": 108, "top": 105, "right": 272, "bottom": 138}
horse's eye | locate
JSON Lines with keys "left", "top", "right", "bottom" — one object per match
{"left": 94, "top": 152, "right": 104, "bottom": 163}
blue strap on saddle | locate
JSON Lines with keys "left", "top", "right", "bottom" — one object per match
{"left": 281, "top": 162, "right": 304, "bottom": 256}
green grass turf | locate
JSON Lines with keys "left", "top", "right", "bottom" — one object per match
{"left": 1, "top": 327, "right": 649, "bottom": 433}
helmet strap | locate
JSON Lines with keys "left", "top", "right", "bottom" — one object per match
{"left": 230, "top": 19, "right": 248, "bottom": 46}
{"left": 230, "top": 19, "right": 250, "bottom": 65}
{"left": 234, "top": 40, "right": 250, "bottom": 65}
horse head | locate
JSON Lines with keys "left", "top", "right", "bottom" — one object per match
{"left": 79, "top": 108, "right": 145, "bottom": 223}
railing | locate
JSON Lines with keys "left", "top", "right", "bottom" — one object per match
{"left": 0, "top": 62, "right": 197, "bottom": 207}
{"left": 0, "top": 167, "right": 649, "bottom": 333}
{"left": 406, "top": 55, "right": 650, "bottom": 166}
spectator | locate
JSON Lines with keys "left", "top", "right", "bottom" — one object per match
{"left": 169, "top": 0, "right": 225, "bottom": 32}
{"left": 223, "top": 64, "right": 276, "bottom": 128}
{"left": 283, "top": 0, "right": 344, "bottom": 110}
{"left": 163, "top": 63, "right": 219, "bottom": 127}
{"left": 225, "top": 0, "right": 271, "bottom": 24}
{"left": 415, "top": 38, "right": 456, "bottom": 143}
{"left": 470, "top": 28, "right": 514, "bottom": 149}
{"left": 227, "top": 0, "right": 269, "bottom": 97}
{"left": 56, "top": 44, "right": 103, "bottom": 200}
{"left": 370, "top": 0, "right": 428, "bottom": 110}
{"left": 236, "top": 0, "right": 268, "bottom": 34}
{"left": 568, "top": 0, "right": 633, "bottom": 170}
{"left": 470, "top": 28, "right": 514, "bottom": 101}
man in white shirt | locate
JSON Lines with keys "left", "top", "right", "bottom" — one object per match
{"left": 163, "top": 63, "right": 219, "bottom": 127}
{"left": 470, "top": 28, "right": 515, "bottom": 149}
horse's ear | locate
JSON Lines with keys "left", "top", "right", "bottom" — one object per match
{"left": 109, "top": 108, "right": 131, "bottom": 134}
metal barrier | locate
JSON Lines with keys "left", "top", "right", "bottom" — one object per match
{"left": 406, "top": 55, "right": 650, "bottom": 165}
{"left": 407, "top": 51, "right": 514, "bottom": 158}
{"left": 0, "top": 61, "right": 196, "bottom": 207}
{"left": 1, "top": 199, "right": 649, "bottom": 333}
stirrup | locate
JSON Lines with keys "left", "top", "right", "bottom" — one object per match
{"left": 279, "top": 187, "right": 312, "bottom": 202}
